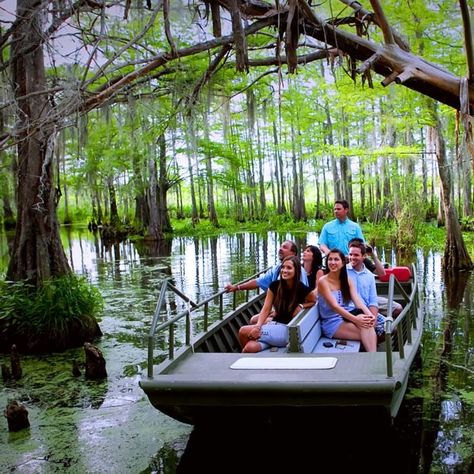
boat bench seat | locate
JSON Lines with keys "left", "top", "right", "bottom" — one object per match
{"left": 287, "top": 305, "right": 360, "bottom": 353}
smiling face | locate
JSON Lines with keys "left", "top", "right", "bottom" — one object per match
{"left": 348, "top": 245, "right": 365, "bottom": 270}
{"left": 280, "top": 259, "right": 296, "bottom": 281}
{"left": 327, "top": 251, "right": 345, "bottom": 272}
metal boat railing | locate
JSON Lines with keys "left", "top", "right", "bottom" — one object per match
{"left": 146, "top": 268, "right": 269, "bottom": 377}
{"left": 384, "top": 264, "right": 420, "bottom": 377}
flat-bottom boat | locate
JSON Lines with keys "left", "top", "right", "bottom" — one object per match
{"left": 140, "top": 266, "right": 422, "bottom": 424}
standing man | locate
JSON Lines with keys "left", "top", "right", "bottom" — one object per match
{"left": 319, "top": 199, "right": 364, "bottom": 256}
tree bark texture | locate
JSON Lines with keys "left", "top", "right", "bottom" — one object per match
{"left": 157, "top": 134, "right": 172, "bottom": 233}
{"left": 431, "top": 105, "right": 473, "bottom": 269}
{"left": 7, "top": 0, "right": 71, "bottom": 285}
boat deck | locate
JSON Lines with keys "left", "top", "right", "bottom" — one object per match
{"left": 160, "top": 351, "right": 401, "bottom": 384}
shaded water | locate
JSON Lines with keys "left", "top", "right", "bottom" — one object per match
{"left": 0, "top": 227, "right": 473, "bottom": 473}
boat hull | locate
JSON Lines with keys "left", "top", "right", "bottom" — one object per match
{"left": 140, "top": 271, "right": 423, "bottom": 424}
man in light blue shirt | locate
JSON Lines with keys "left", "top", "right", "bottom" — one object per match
{"left": 319, "top": 199, "right": 364, "bottom": 256}
{"left": 347, "top": 241, "right": 385, "bottom": 337}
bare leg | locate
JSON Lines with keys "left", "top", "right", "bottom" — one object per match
{"left": 239, "top": 325, "right": 255, "bottom": 348}
{"left": 242, "top": 341, "right": 261, "bottom": 353}
{"left": 333, "top": 322, "right": 377, "bottom": 352}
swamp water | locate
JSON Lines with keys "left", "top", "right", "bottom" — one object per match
{"left": 0, "top": 227, "right": 473, "bottom": 473}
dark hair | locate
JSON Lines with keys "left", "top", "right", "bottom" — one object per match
{"left": 328, "top": 249, "right": 350, "bottom": 303}
{"left": 274, "top": 255, "right": 301, "bottom": 316}
{"left": 348, "top": 237, "right": 363, "bottom": 246}
{"left": 335, "top": 199, "right": 349, "bottom": 209}
{"left": 304, "top": 245, "right": 323, "bottom": 274}
{"left": 285, "top": 240, "right": 298, "bottom": 256}
{"left": 348, "top": 241, "right": 366, "bottom": 255}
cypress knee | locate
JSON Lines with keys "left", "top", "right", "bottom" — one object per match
{"left": 84, "top": 342, "right": 107, "bottom": 379}
{"left": 5, "top": 400, "right": 30, "bottom": 432}
{"left": 10, "top": 345, "right": 22, "bottom": 379}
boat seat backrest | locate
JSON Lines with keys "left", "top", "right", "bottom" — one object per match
{"left": 287, "top": 305, "right": 320, "bottom": 353}
{"left": 287, "top": 304, "right": 360, "bottom": 353}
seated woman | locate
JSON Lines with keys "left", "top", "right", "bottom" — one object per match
{"left": 317, "top": 248, "right": 377, "bottom": 352}
{"left": 239, "top": 256, "right": 316, "bottom": 353}
{"left": 302, "top": 244, "right": 324, "bottom": 296}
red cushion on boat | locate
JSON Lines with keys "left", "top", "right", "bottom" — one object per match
{"left": 378, "top": 266, "right": 412, "bottom": 282}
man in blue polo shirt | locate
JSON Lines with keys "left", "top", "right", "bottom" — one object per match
{"left": 319, "top": 199, "right": 364, "bottom": 256}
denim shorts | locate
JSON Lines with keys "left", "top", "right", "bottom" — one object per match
{"left": 258, "top": 321, "right": 289, "bottom": 351}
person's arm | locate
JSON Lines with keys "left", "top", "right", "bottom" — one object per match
{"left": 366, "top": 247, "right": 386, "bottom": 277}
{"left": 294, "top": 287, "right": 317, "bottom": 316}
{"left": 348, "top": 279, "right": 375, "bottom": 327}
{"left": 317, "top": 277, "right": 365, "bottom": 325}
{"left": 319, "top": 225, "right": 330, "bottom": 256}
{"left": 320, "top": 244, "right": 330, "bottom": 256}
{"left": 247, "top": 289, "right": 276, "bottom": 340}
{"left": 304, "top": 290, "right": 317, "bottom": 306}
{"left": 225, "top": 279, "right": 258, "bottom": 293}
{"left": 255, "top": 290, "right": 275, "bottom": 328}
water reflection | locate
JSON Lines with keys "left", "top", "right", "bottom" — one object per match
{"left": 0, "top": 227, "right": 473, "bottom": 472}
{"left": 177, "top": 408, "right": 422, "bottom": 474}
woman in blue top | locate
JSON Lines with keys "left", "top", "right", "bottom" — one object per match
{"left": 239, "top": 256, "right": 316, "bottom": 352}
{"left": 317, "top": 248, "right": 377, "bottom": 352}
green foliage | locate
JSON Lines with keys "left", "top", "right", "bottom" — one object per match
{"left": 0, "top": 275, "right": 103, "bottom": 350}
{"left": 458, "top": 389, "right": 474, "bottom": 407}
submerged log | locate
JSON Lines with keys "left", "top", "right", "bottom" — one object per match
{"left": 4, "top": 400, "right": 30, "bottom": 432}
{"left": 10, "top": 344, "right": 22, "bottom": 379}
{"left": 84, "top": 342, "right": 107, "bottom": 380}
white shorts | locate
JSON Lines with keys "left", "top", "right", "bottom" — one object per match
{"left": 258, "top": 321, "right": 289, "bottom": 350}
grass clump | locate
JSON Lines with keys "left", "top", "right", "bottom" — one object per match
{"left": 0, "top": 274, "right": 103, "bottom": 353}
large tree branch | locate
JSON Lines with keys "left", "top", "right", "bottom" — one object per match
{"left": 459, "top": 0, "right": 474, "bottom": 83}
{"left": 294, "top": 0, "right": 474, "bottom": 111}
{"left": 367, "top": 0, "right": 395, "bottom": 45}
{"left": 81, "top": 15, "right": 279, "bottom": 112}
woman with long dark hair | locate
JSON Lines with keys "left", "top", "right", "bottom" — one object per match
{"left": 317, "top": 248, "right": 377, "bottom": 352}
{"left": 239, "top": 256, "right": 316, "bottom": 353}
{"left": 302, "top": 244, "right": 324, "bottom": 293}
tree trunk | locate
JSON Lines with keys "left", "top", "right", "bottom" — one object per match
{"left": 107, "top": 175, "right": 120, "bottom": 227}
{"left": 157, "top": 134, "right": 172, "bottom": 233}
{"left": 203, "top": 104, "right": 219, "bottom": 227}
{"left": 430, "top": 103, "right": 473, "bottom": 269}
{"left": 185, "top": 117, "right": 200, "bottom": 226}
{"left": 133, "top": 150, "right": 149, "bottom": 231}
{"left": 7, "top": 0, "right": 71, "bottom": 285}
{"left": 272, "top": 121, "right": 285, "bottom": 214}
{"left": 256, "top": 125, "right": 267, "bottom": 216}
{"left": 146, "top": 151, "right": 163, "bottom": 240}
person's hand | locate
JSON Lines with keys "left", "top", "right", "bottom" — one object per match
{"left": 248, "top": 326, "right": 261, "bottom": 340}
{"left": 225, "top": 283, "right": 237, "bottom": 293}
{"left": 353, "top": 314, "right": 373, "bottom": 329}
